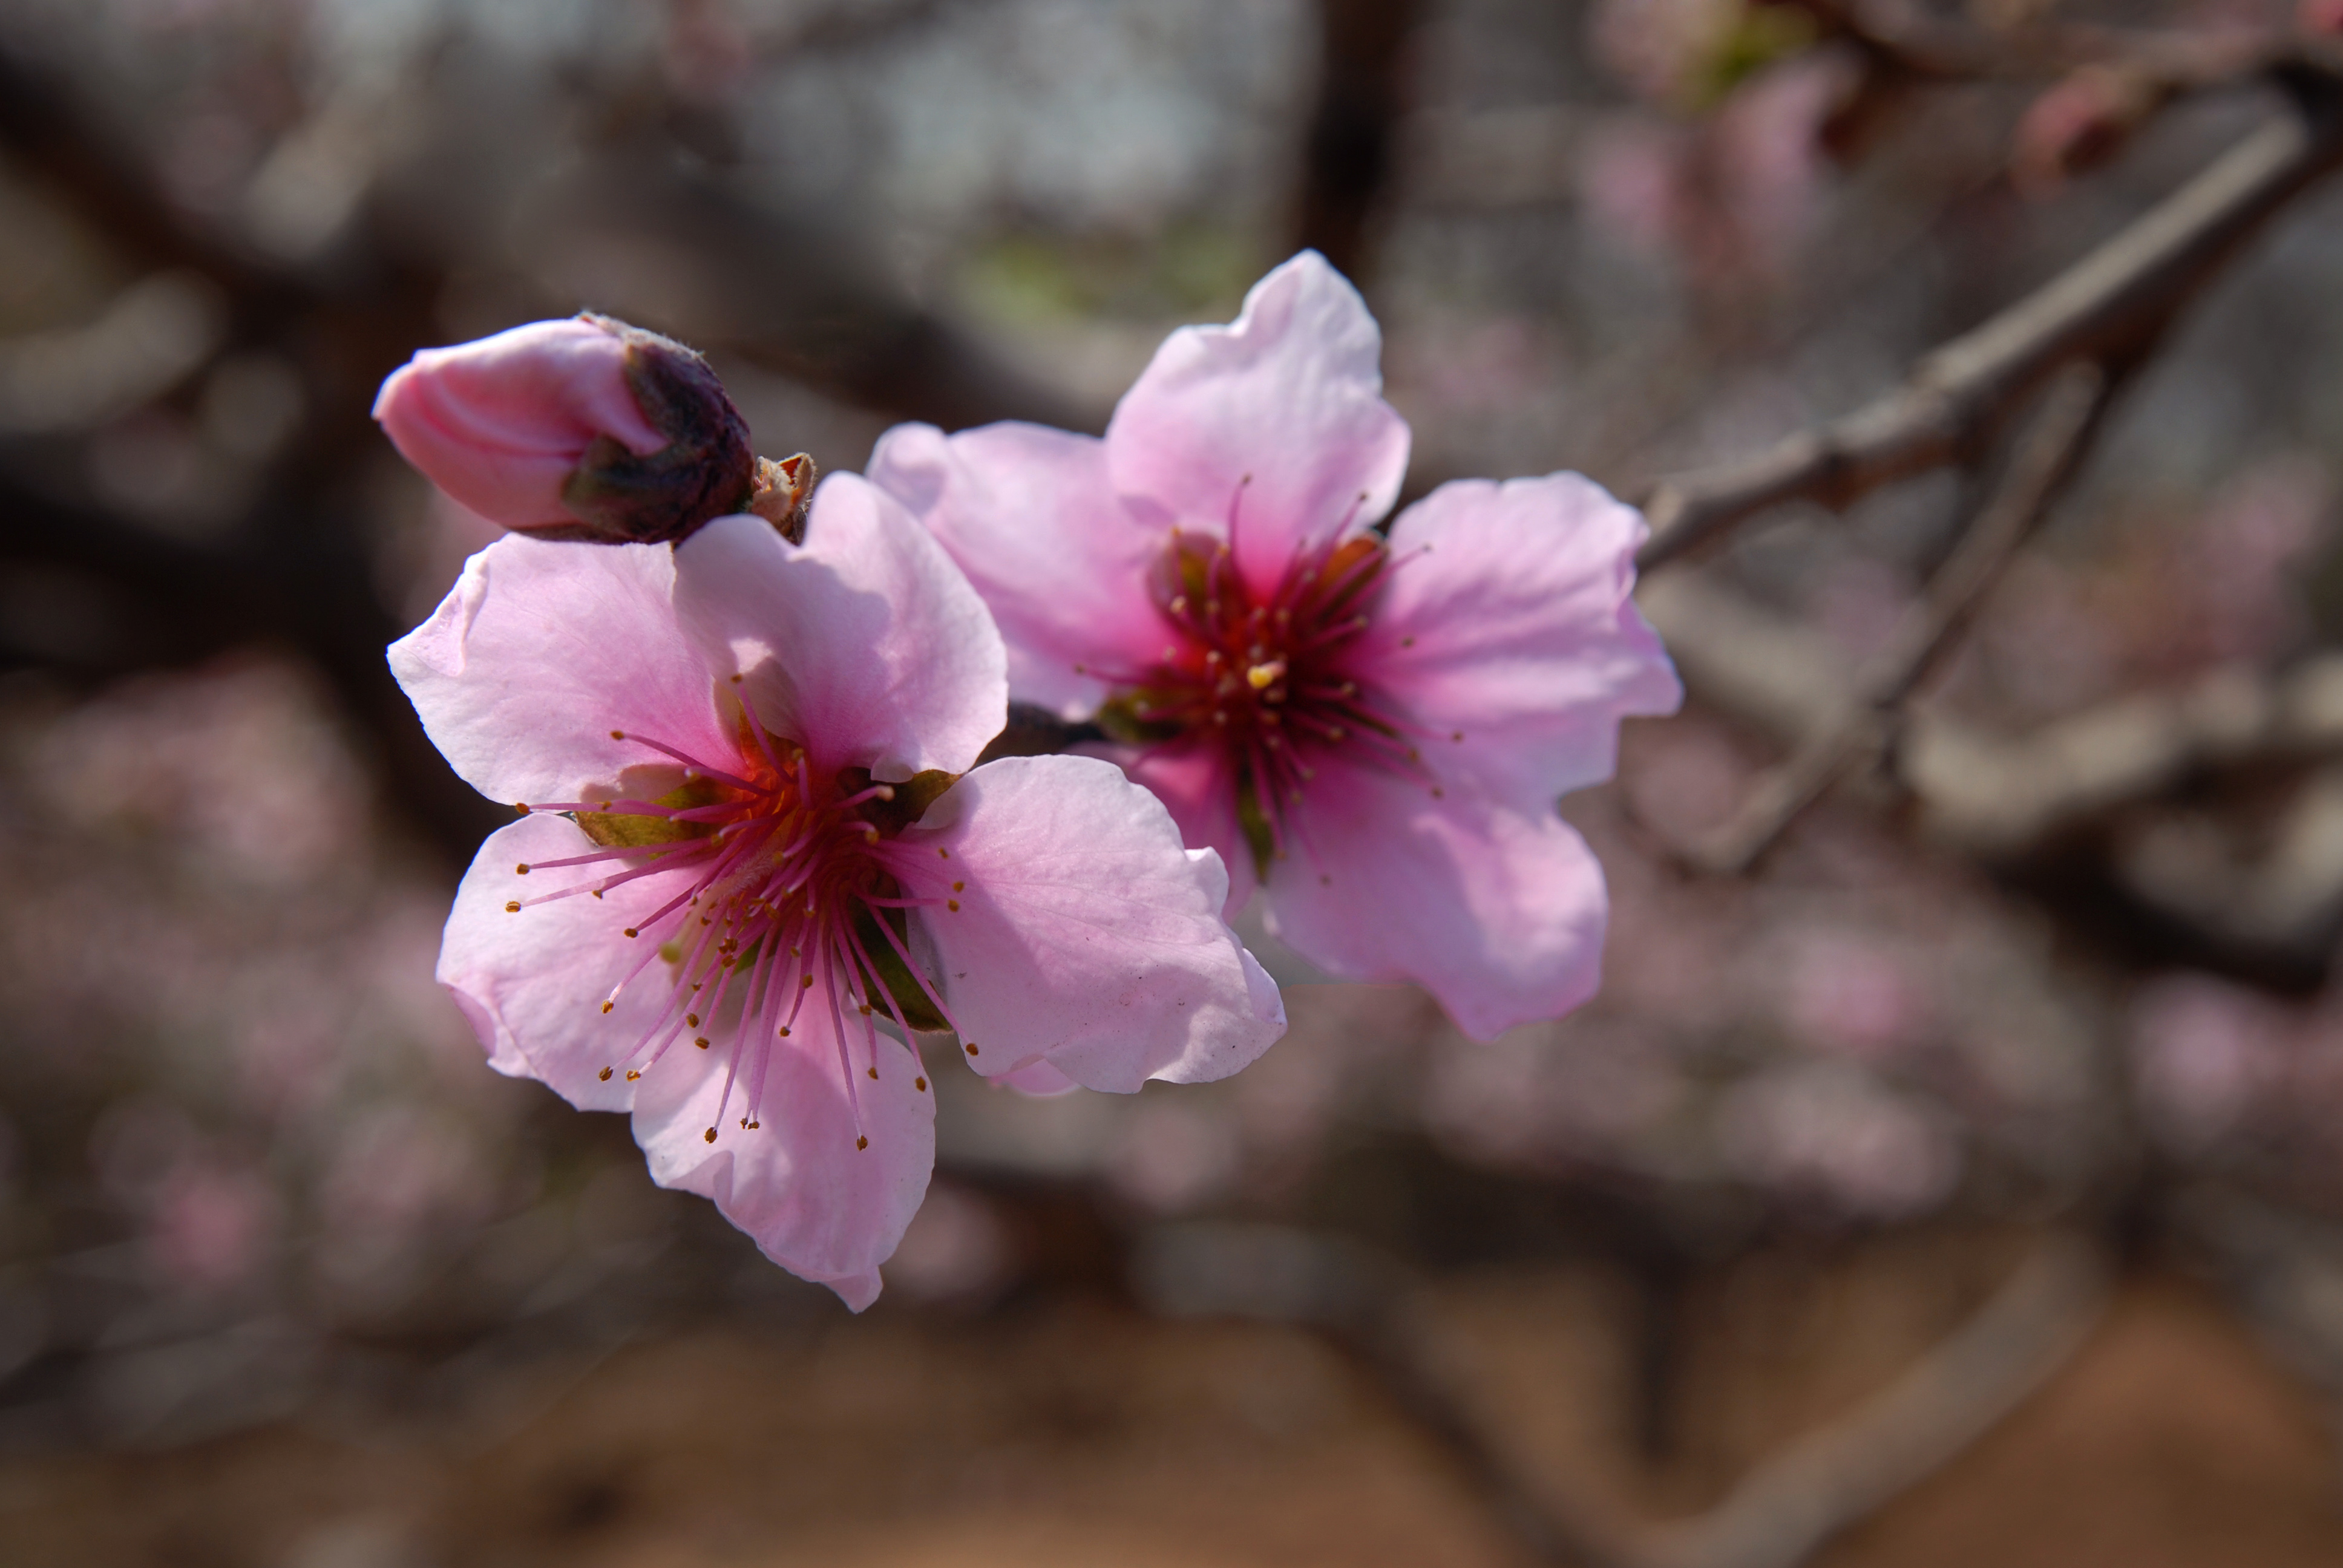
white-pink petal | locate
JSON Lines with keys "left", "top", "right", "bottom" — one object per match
{"left": 670, "top": 482, "right": 1007, "bottom": 782}
{"left": 1106, "top": 251, "right": 1411, "bottom": 600}
{"left": 900, "top": 754, "right": 1285, "bottom": 1093}
{"left": 868, "top": 420, "right": 1172, "bottom": 720}
{"left": 629, "top": 1019, "right": 936, "bottom": 1312}
{"left": 439, "top": 814, "right": 704, "bottom": 1112}
{"left": 389, "top": 534, "right": 734, "bottom": 809}
{"left": 373, "top": 318, "right": 664, "bottom": 531}
{"left": 1360, "top": 474, "right": 1682, "bottom": 812}
{"left": 1264, "top": 769, "right": 1610, "bottom": 1043}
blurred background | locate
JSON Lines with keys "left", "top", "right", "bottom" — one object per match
{"left": 4, "top": 1, "right": 2343, "bottom": 1564}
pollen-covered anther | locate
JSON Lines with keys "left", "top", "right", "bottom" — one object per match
{"left": 600, "top": 1001, "right": 614, "bottom": 1014}
{"left": 1246, "top": 660, "right": 1285, "bottom": 690}
{"left": 516, "top": 863, "right": 531, "bottom": 875}
{"left": 598, "top": 1066, "right": 613, "bottom": 1080}
{"left": 505, "top": 901, "right": 522, "bottom": 913}
{"left": 685, "top": 1013, "right": 700, "bottom": 1027}
{"left": 914, "top": 1076, "right": 928, "bottom": 1091}
{"left": 946, "top": 898, "right": 960, "bottom": 912}
{"left": 704, "top": 1127, "right": 716, "bottom": 1143}
{"left": 624, "top": 1068, "right": 641, "bottom": 1080}
{"left": 965, "top": 1042, "right": 979, "bottom": 1056}
{"left": 623, "top": 926, "right": 640, "bottom": 938}
{"left": 856, "top": 1135, "right": 869, "bottom": 1151}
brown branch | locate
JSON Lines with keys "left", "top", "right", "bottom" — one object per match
{"left": 1688, "top": 364, "right": 2109, "bottom": 875}
{"left": 1635, "top": 1233, "right": 2111, "bottom": 1568}
{"left": 1636, "top": 68, "right": 2343, "bottom": 573}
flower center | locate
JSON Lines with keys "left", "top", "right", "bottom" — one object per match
{"left": 1101, "top": 526, "right": 1419, "bottom": 874}
{"left": 500, "top": 717, "right": 968, "bottom": 1148}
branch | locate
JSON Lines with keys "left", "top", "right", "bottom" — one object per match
{"left": 1637, "top": 68, "right": 2343, "bottom": 572}
{"left": 1688, "top": 364, "right": 2108, "bottom": 874}
{"left": 1636, "top": 1233, "right": 2111, "bottom": 1568}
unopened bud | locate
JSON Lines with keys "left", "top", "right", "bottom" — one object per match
{"left": 373, "top": 313, "right": 755, "bottom": 546}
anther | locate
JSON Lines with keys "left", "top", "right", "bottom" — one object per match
{"left": 695, "top": 1037, "right": 710, "bottom": 1049}
{"left": 915, "top": 1077, "right": 928, "bottom": 1091}
{"left": 505, "top": 901, "right": 522, "bottom": 913}
{"left": 859, "top": 1004, "right": 873, "bottom": 1016}
{"left": 598, "top": 1067, "right": 614, "bottom": 1080}
{"left": 610, "top": 729, "right": 626, "bottom": 739}
{"left": 686, "top": 1013, "right": 700, "bottom": 1027}
{"left": 730, "top": 673, "right": 743, "bottom": 684}
{"left": 865, "top": 1067, "right": 877, "bottom": 1079}
{"left": 965, "top": 1042, "right": 980, "bottom": 1056}
{"left": 514, "top": 802, "right": 529, "bottom": 815}
{"left": 856, "top": 1136, "right": 869, "bottom": 1151}
{"left": 779, "top": 1026, "right": 791, "bottom": 1037}
{"left": 1451, "top": 731, "right": 1464, "bottom": 742}
{"left": 516, "top": 863, "right": 530, "bottom": 875}
{"left": 624, "top": 927, "right": 639, "bottom": 938}
{"left": 600, "top": 1001, "right": 614, "bottom": 1014}
{"left": 946, "top": 899, "right": 960, "bottom": 912}
{"left": 801, "top": 974, "right": 814, "bottom": 988}
{"left": 625, "top": 1069, "right": 641, "bottom": 1080}
{"left": 951, "top": 881, "right": 965, "bottom": 892}
{"left": 938, "top": 848, "right": 950, "bottom": 859}
{"left": 704, "top": 1127, "right": 717, "bottom": 1143}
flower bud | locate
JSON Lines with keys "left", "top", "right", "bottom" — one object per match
{"left": 373, "top": 314, "right": 755, "bottom": 545}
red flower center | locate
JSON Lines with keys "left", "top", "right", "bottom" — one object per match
{"left": 500, "top": 717, "right": 967, "bottom": 1146}
{"left": 1103, "top": 526, "right": 1423, "bottom": 873}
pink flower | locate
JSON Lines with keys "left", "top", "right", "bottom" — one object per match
{"left": 373, "top": 315, "right": 756, "bottom": 545}
{"left": 390, "top": 475, "right": 1283, "bottom": 1307}
{"left": 869, "top": 253, "right": 1680, "bottom": 1040}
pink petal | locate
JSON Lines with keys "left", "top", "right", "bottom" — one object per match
{"left": 629, "top": 1016, "right": 936, "bottom": 1311}
{"left": 1362, "top": 474, "right": 1681, "bottom": 811}
{"left": 1110, "top": 737, "right": 1256, "bottom": 917}
{"left": 1106, "top": 252, "right": 1410, "bottom": 599}
{"left": 670, "top": 482, "right": 1007, "bottom": 780}
{"left": 868, "top": 420, "right": 1169, "bottom": 719}
{"left": 1263, "top": 769, "right": 1609, "bottom": 1042}
{"left": 389, "top": 533, "right": 735, "bottom": 809}
{"left": 373, "top": 319, "right": 665, "bottom": 530}
{"left": 997, "top": 1058, "right": 1083, "bottom": 1097}
{"left": 899, "top": 755, "right": 1285, "bottom": 1093}
{"left": 437, "top": 814, "right": 704, "bottom": 1111}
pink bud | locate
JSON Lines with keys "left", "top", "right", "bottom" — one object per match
{"left": 373, "top": 315, "right": 755, "bottom": 546}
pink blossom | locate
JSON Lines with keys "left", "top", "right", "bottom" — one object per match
{"left": 373, "top": 316, "right": 755, "bottom": 544}
{"left": 391, "top": 475, "right": 1282, "bottom": 1307}
{"left": 870, "top": 253, "right": 1680, "bottom": 1040}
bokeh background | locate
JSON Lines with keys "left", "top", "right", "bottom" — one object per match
{"left": 5, "top": 1, "right": 2343, "bottom": 1565}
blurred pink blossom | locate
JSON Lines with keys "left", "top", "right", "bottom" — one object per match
{"left": 2131, "top": 973, "right": 2289, "bottom": 1154}
{"left": 1717, "top": 1063, "right": 1962, "bottom": 1219}
{"left": 146, "top": 1160, "right": 281, "bottom": 1295}
{"left": 871, "top": 252, "right": 1681, "bottom": 1041}
{"left": 1783, "top": 931, "right": 1929, "bottom": 1059}
{"left": 393, "top": 475, "right": 1282, "bottom": 1307}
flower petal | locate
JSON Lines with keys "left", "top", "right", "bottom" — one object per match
{"left": 897, "top": 754, "right": 1285, "bottom": 1093}
{"left": 869, "top": 420, "right": 1170, "bottom": 719}
{"left": 438, "top": 814, "right": 719, "bottom": 1112}
{"left": 670, "top": 480, "right": 1007, "bottom": 780}
{"left": 1110, "top": 737, "right": 1256, "bottom": 917}
{"left": 629, "top": 1016, "right": 936, "bottom": 1311}
{"left": 374, "top": 318, "right": 664, "bottom": 531}
{"left": 1264, "top": 769, "right": 1609, "bottom": 1042}
{"left": 1361, "top": 474, "right": 1682, "bottom": 811}
{"left": 390, "top": 534, "right": 733, "bottom": 808}
{"left": 1106, "top": 252, "right": 1410, "bottom": 599}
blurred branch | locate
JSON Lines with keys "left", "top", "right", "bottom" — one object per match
{"left": 1136, "top": 1224, "right": 2111, "bottom": 1568}
{"left": 1636, "top": 1232, "right": 2111, "bottom": 1568}
{"left": 1294, "top": 0, "right": 1425, "bottom": 279}
{"left": 1688, "top": 364, "right": 2109, "bottom": 875}
{"left": 1637, "top": 67, "right": 2343, "bottom": 572}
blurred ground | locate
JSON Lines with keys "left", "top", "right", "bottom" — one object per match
{"left": 6, "top": 1233, "right": 2339, "bottom": 1568}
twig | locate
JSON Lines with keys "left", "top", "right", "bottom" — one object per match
{"left": 1637, "top": 68, "right": 2343, "bottom": 573}
{"left": 1688, "top": 365, "right": 2108, "bottom": 874}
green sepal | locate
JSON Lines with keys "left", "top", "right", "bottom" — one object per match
{"left": 1234, "top": 769, "right": 1276, "bottom": 883}
{"left": 577, "top": 775, "right": 727, "bottom": 848}
{"left": 850, "top": 904, "right": 950, "bottom": 1033}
